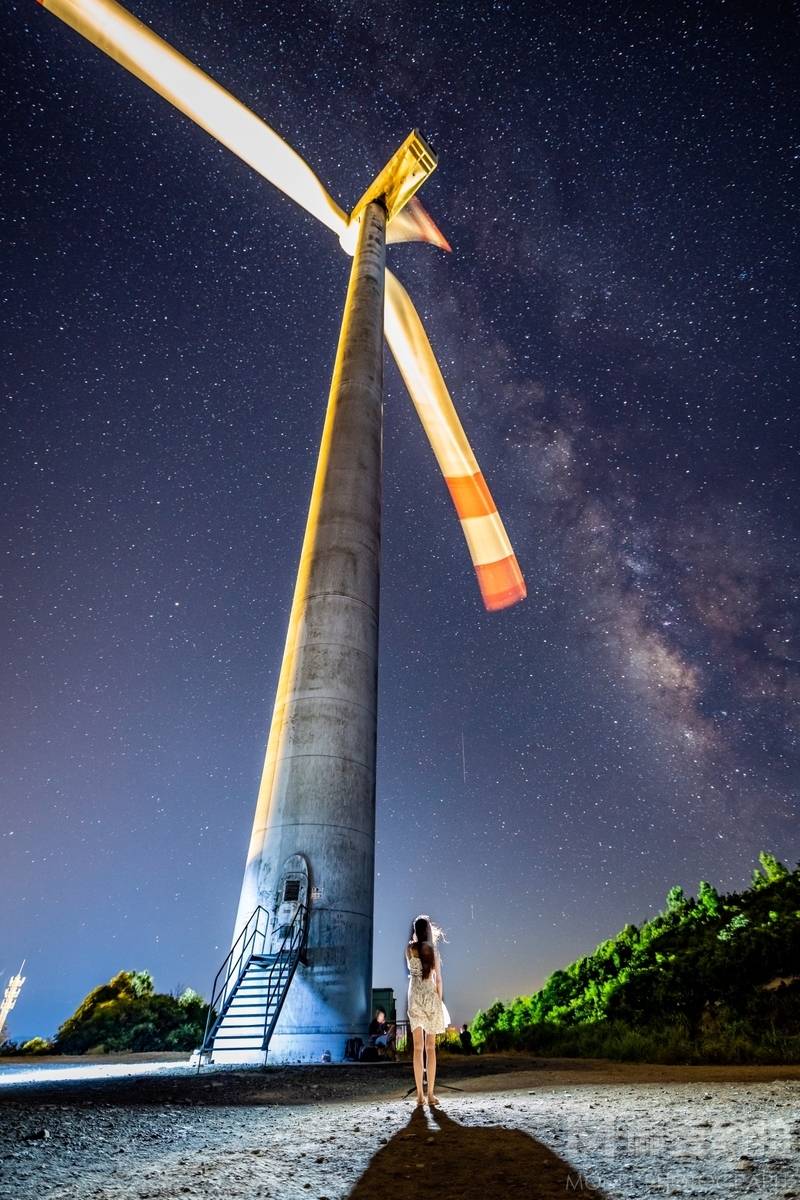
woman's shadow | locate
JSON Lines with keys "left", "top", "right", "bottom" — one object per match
{"left": 347, "top": 1103, "right": 609, "bottom": 1198}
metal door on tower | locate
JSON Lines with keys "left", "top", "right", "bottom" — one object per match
{"left": 271, "top": 853, "right": 310, "bottom": 953}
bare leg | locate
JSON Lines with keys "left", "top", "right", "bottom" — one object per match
{"left": 425, "top": 1032, "right": 438, "bottom": 1104}
{"left": 411, "top": 1027, "right": 425, "bottom": 1103}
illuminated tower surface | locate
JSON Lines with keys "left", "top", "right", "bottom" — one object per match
{"left": 216, "top": 203, "right": 386, "bottom": 1063}
{"left": 0, "top": 965, "right": 26, "bottom": 1042}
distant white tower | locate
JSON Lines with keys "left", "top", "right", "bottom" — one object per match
{"left": 0, "top": 963, "right": 26, "bottom": 1043}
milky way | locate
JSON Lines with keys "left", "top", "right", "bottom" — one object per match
{"left": 2, "top": 0, "right": 798, "bottom": 1039}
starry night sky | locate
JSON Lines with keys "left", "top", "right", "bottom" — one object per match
{"left": 3, "top": 0, "right": 799, "bottom": 1042}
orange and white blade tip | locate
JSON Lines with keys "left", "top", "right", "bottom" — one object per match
{"left": 445, "top": 473, "right": 527, "bottom": 611}
{"left": 384, "top": 272, "right": 525, "bottom": 611}
{"left": 475, "top": 555, "right": 527, "bottom": 612}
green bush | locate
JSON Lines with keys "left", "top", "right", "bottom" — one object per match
{"left": 165, "top": 1022, "right": 206, "bottom": 1050}
{"left": 20, "top": 1037, "right": 53, "bottom": 1055}
{"left": 54, "top": 970, "right": 213, "bottom": 1054}
{"left": 469, "top": 852, "right": 800, "bottom": 1064}
{"left": 127, "top": 1022, "right": 160, "bottom": 1052}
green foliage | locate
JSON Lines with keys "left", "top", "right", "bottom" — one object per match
{"left": 177, "top": 987, "right": 203, "bottom": 1009}
{"left": 129, "top": 971, "right": 154, "bottom": 998}
{"left": 758, "top": 849, "right": 786, "bottom": 888}
{"left": 54, "top": 970, "right": 212, "bottom": 1054}
{"left": 20, "top": 1037, "right": 53, "bottom": 1055}
{"left": 438, "top": 1029, "right": 465, "bottom": 1053}
{"left": 470, "top": 852, "right": 800, "bottom": 1064}
{"left": 697, "top": 880, "right": 720, "bottom": 918}
{"left": 165, "top": 1023, "right": 204, "bottom": 1050}
{"left": 717, "top": 913, "right": 750, "bottom": 942}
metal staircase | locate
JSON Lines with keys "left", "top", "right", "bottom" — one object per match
{"left": 197, "top": 902, "right": 308, "bottom": 1065}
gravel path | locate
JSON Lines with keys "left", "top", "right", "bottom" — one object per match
{"left": 1, "top": 1056, "right": 798, "bottom": 1199}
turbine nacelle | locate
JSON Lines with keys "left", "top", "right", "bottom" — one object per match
{"left": 338, "top": 131, "right": 439, "bottom": 257}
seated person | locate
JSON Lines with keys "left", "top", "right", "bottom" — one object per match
{"left": 459, "top": 1023, "right": 474, "bottom": 1054}
{"left": 368, "top": 1008, "right": 396, "bottom": 1050}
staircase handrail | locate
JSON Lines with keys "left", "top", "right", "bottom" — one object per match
{"left": 200, "top": 904, "right": 270, "bottom": 1055}
{"left": 261, "top": 901, "right": 309, "bottom": 1050}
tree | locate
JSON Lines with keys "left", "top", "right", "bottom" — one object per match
{"left": 55, "top": 970, "right": 211, "bottom": 1054}
{"left": 471, "top": 1001, "right": 507, "bottom": 1045}
{"left": 21, "top": 1037, "right": 52, "bottom": 1055}
{"left": 178, "top": 987, "right": 203, "bottom": 1008}
{"left": 129, "top": 971, "right": 155, "bottom": 997}
{"left": 697, "top": 881, "right": 720, "bottom": 918}
{"left": 753, "top": 852, "right": 790, "bottom": 887}
{"left": 465, "top": 853, "right": 800, "bottom": 1063}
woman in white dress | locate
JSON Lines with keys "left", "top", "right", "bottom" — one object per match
{"left": 406, "top": 914, "right": 450, "bottom": 1106}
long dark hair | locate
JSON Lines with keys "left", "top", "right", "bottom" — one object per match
{"left": 408, "top": 914, "right": 445, "bottom": 981}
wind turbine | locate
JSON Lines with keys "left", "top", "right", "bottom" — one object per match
{"left": 36, "top": 0, "right": 527, "bottom": 1062}
{"left": 0, "top": 963, "right": 26, "bottom": 1044}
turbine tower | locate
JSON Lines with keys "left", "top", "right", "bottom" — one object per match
{"left": 0, "top": 964, "right": 26, "bottom": 1044}
{"left": 37, "top": 0, "right": 527, "bottom": 1063}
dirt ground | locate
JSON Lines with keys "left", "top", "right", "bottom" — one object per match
{"left": 1, "top": 1053, "right": 798, "bottom": 1199}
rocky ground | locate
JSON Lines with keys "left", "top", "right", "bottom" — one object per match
{"left": 1, "top": 1054, "right": 798, "bottom": 1199}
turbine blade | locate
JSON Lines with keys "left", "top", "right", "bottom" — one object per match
{"left": 386, "top": 198, "right": 452, "bottom": 252}
{"left": 36, "top": 0, "right": 347, "bottom": 235}
{"left": 384, "top": 270, "right": 526, "bottom": 612}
